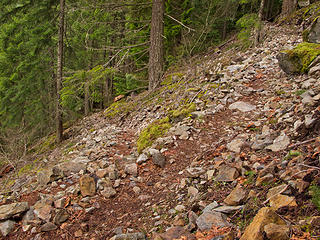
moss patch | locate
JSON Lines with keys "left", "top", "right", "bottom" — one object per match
{"left": 169, "top": 103, "right": 196, "bottom": 122}
{"left": 285, "top": 42, "right": 320, "bottom": 73}
{"left": 104, "top": 100, "right": 137, "bottom": 118}
{"left": 137, "top": 117, "right": 172, "bottom": 153}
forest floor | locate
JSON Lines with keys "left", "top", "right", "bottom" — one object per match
{"left": 0, "top": 22, "right": 320, "bottom": 240}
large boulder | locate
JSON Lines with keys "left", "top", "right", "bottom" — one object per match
{"left": 303, "top": 17, "right": 320, "bottom": 43}
{"left": 277, "top": 42, "right": 320, "bottom": 74}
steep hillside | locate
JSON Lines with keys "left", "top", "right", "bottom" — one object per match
{"left": 0, "top": 21, "right": 320, "bottom": 240}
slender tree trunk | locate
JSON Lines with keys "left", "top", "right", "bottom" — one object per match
{"left": 148, "top": 0, "right": 164, "bottom": 90}
{"left": 255, "top": 0, "right": 266, "bottom": 46}
{"left": 56, "top": 0, "right": 64, "bottom": 143}
{"left": 281, "top": 0, "right": 297, "bottom": 17}
{"left": 84, "top": 79, "right": 89, "bottom": 115}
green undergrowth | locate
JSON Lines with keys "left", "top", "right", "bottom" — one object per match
{"left": 137, "top": 117, "right": 172, "bottom": 153}
{"left": 284, "top": 42, "right": 320, "bottom": 73}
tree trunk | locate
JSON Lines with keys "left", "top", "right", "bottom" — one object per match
{"left": 84, "top": 80, "right": 89, "bottom": 115}
{"left": 281, "top": 0, "right": 297, "bottom": 16}
{"left": 255, "top": 0, "right": 266, "bottom": 46}
{"left": 56, "top": 0, "right": 64, "bottom": 143}
{"left": 148, "top": 0, "right": 164, "bottom": 90}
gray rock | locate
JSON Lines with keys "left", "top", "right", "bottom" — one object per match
{"left": 110, "top": 232, "right": 146, "bottom": 240}
{"left": 0, "top": 220, "right": 15, "bottom": 236}
{"left": 251, "top": 137, "right": 274, "bottom": 150}
{"left": 203, "top": 202, "right": 219, "bottom": 213}
{"left": 266, "top": 132, "right": 290, "bottom": 152}
{"left": 152, "top": 152, "right": 166, "bottom": 168}
{"left": 53, "top": 209, "right": 69, "bottom": 225}
{"left": 196, "top": 211, "right": 231, "bottom": 231}
{"left": 53, "top": 158, "right": 87, "bottom": 177}
{"left": 188, "top": 186, "right": 199, "bottom": 198}
{"left": 226, "top": 65, "right": 244, "bottom": 73}
{"left": 213, "top": 205, "right": 244, "bottom": 214}
{"left": 101, "top": 187, "right": 117, "bottom": 198}
{"left": 277, "top": 52, "right": 301, "bottom": 74}
{"left": 124, "top": 163, "right": 138, "bottom": 176}
{"left": 302, "top": 78, "right": 317, "bottom": 89}
{"left": 305, "top": 114, "right": 316, "bottom": 128}
{"left": 37, "top": 169, "right": 53, "bottom": 186}
{"left": 215, "top": 165, "right": 239, "bottom": 182}
{"left": 309, "top": 65, "right": 320, "bottom": 76}
{"left": 229, "top": 101, "right": 256, "bottom": 112}
{"left": 33, "top": 201, "right": 52, "bottom": 222}
{"left": 40, "top": 222, "right": 57, "bottom": 232}
{"left": 22, "top": 208, "right": 39, "bottom": 225}
{"left": 136, "top": 154, "right": 148, "bottom": 164}
{"left": 185, "top": 167, "right": 206, "bottom": 178}
{"left": 227, "top": 139, "right": 245, "bottom": 153}
{"left": 0, "top": 202, "right": 29, "bottom": 220}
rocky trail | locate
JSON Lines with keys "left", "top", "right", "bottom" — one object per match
{"left": 1, "top": 22, "right": 320, "bottom": 240}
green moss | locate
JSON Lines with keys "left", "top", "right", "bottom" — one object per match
{"left": 161, "top": 72, "right": 184, "bottom": 86}
{"left": 169, "top": 103, "right": 196, "bottom": 122}
{"left": 137, "top": 117, "right": 172, "bottom": 153}
{"left": 104, "top": 100, "right": 137, "bottom": 118}
{"left": 285, "top": 42, "right": 320, "bottom": 73}
{"left": 310, "top": 185, "right": 320, "bottom": 211}
{"left": 17, "top": 163, "right": 33, "bottom": 176}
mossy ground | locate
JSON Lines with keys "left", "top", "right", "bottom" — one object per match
{"left": 137, "top": 117, "right": 172, "bottom": 153}
{"left": 285, "top": 42, "right": 320, "bottom": 73}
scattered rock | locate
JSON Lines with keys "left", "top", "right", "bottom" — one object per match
{"left": 136, "top": 153, "right": 148, "bottom": 164}
{"left": 80, "top": 175, "right": 96, "bottom": 197}
{"left": 0, "top": 220, "right": 15, "bottom": 237}
{"left": 256, "top": 173, "right": 274, "bottom": 187}
{"left": 264, "top": 223, "right": 290, "bottom": 240}
{"left": 152, "top": 152, "right": 166, "bottom": 168}
{"left": 124, "top": 163, "right": 138, "bottom": 177}
{"left": 215, "top": 165, "right": 239, "bottom": 182}
{"left": 101, "top": 187, "right": 117, "bottom": 198}
{"left": 240, "top": 207, "right": 285, "bottom": 240}
{"left": 224, "top": 184, "right": 247, "bottom": 206}
{"left": 213, "top": 205, "right": 244, "bottom": 214}
{"left": 155, "top": 226, "right": 196, "bottom": 240}
{"left": 96, "top": 169, "right": 108, "bottom": 178}
{"left": 196, "top": 211, "right": 231, "bottom": 231}
{"left": 0, "top": 202, "right": 29, "bottom": 221}
{"left": 53, "top": 209, "right": 69, "bottom": 225}
{"left": 269, "top": 194, "right": 297, "bottom": 210}
{"left": 110, "top": 232, "right": 146, "bottom": 240}
{"left": 266, "top": 132, "right": 290, "bottom": 152}
{"left": 40, "top": 222, "right": 57, "bottom": 232}
{"left": 33, "top": 201, "right": 53, "bottom": 222}
{"left": 227, "top": 139, "right": 245, "bottom": 153}
{"left": 229, "top": 101, "right": 256, "bottom": 112}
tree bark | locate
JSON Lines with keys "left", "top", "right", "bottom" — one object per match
{"left": 255, "top": 0, "right": 266, "bottom": 46}
{"left": 148, "top": 0, "right": 164, "bottom": 90}
{"left": 281, "top": 0, "right": 297, "bottom": 17}
{"left": 56, "top": 0, "right": 64, "bottom": 143}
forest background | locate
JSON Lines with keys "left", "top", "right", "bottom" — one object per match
{"left": 0, "top": 0, "right": 298, "bottom": 164}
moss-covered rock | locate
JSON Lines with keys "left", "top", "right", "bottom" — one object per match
{"left": 137, "top": 117, "right": 172, "bottom": 153}
{"left": 168, "top": 103, "right": 196, "bottom": 122}
{"left": 277, "top": 42, "right": 320, "bottom": 74}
